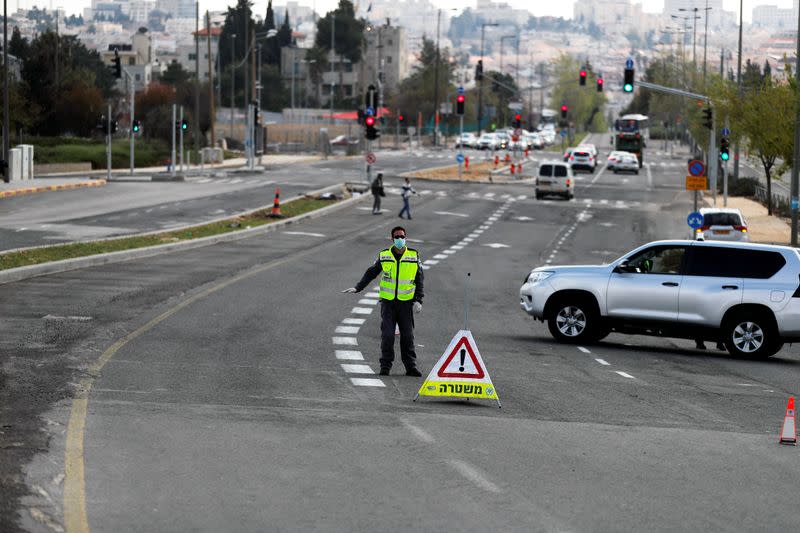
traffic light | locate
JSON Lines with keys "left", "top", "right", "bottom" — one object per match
{"left": 596, "top": 77, "right": 604, "bottom": 92}
{"left": 512, "top": 114, "right": 521, "bottom": 128}
{"left": 111, "top": 120, "right": 118, "bottom": 134}
{"left": 112, "top": 49, "right": 122, "bottom": 79}
{"left": 475, "top": 60, "right": 483, "bottom": 81}
{"left": 702, "top": 107, "right": 713, "bottom": 129}
{"left": 181, "top": 119, "right": 188, "bottom": 131}
{"left": 254, "top": 106, "right": 260, "bottom": 127}
{"left": 132, "top": 120, "right": 141, "bottom": 133}
{"left": 98, "top": 115, "right": 108, "bottom": 135}
{"left": 456, "top": 94, "right": 465, "bottom": 116}
{"left": 560, "top": 104, "right": 568, "bottom": 119}
{"left": 397, "top": 113, "right": 405, "bottom": 124}
{"left": 365, "top": 84, "right": 378, "bottom": 112}
{"left": 579, "top": 68, "right": 587, "bottom": 86}
{"left": 623, "top": 66, "right": 634, "bottom": 93}
{"left": 365, "top": 115, "right": 379, "bottom": 140}
{"left": 720, "top": 136, "right": 730, "bottom": 161}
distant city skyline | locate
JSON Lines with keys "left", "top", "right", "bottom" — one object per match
{"left": 11, "top": 0, "right": 796, "bottom": 22}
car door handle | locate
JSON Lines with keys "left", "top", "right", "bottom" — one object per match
{"left": 722, "top": 285, "right": 739, "bottom": 290}
{"left": 662, "top": 282, "right": 679, "bottom": 287}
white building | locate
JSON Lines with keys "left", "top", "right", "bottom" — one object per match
{"left": 177, "top": 26, "right": 220, "bottom": 83}
{"left": 363, "top": 21, "right": 408, "bottom": 92}
{"left": 752, "top": 3, "right": 799, "bottom": 29}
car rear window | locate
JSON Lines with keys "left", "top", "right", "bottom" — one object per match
{"left": 703, "top": 212, "right": 743, "bottom": 226}
{"left": 553, "top": 165, "right": 568, "bottom": 177}
{"left": 574, "top": 152, "right": 589, "bottom": 157}
{"left": 686, "top": 247, "right": 786, "bottom": 278}
{"left": 539, "top": 164, "right": 553, "bottom": 177}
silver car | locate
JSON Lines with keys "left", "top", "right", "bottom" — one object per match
{"left": 520, "top": 240, "right": 800, "bottom": 358}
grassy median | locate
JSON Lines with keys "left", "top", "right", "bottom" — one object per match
{"left": 0, "top": 197, "right": 338, "bottom": 271}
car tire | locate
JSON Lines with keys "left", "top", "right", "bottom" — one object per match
{"left": 547, "top": 296, "right": 601, "bottom": 344}
{"left": 635, "top": 170, "right": 639, "bottom": 175}
{"left": 722, "top": 312, "right": 780, "bottom": 358}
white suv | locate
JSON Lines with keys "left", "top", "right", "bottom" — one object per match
{"left": 520, "top": 240, "right": 800, "bottom": 358}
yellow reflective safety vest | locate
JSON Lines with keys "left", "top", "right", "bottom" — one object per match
{"left": 378, "top": 247, "right": 419, "bottom": 301}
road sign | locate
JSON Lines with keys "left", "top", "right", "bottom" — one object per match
{"left": 415, "top": 330, "right": 500, "bottom": 405}
{"left": 507, "top": 101, "right": 524, "bottom": 111}
{"left": 456, "top": 153, "right": 465, "bottom": 164}
{"left": 365, "top": 106, "right": 375, "bottom": 116}
{"left": 457, "top": 86, "right": 464, "bottom": 95}
{"left": 365, "top": 152, "right": 376, "bottom": 164}
{"left": 407, "top": 126, "right": 416, "bottom": 136}
{"left": 721, "top": 127, "right": 731, "bottom": 136}
{"left": 687, "top": 211, "right": 704, "bottom": 229}
{"left": 626, "top": 58, "right": 634, "bottom": 69}
{"left": 686, "top": 176, "right": 708, "bottom": 190}
{"left": 688, "top": 159, "right": 706, "bottom": 177}
{"left": 560, "top": 129, "right": 567, "bottom": 138}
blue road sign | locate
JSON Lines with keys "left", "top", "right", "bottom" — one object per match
{"left": 688, "top": 159, "right": 705, "bottom": 177}
{"left": 687, "top": 212, "right": 704, "bottom": 229}
{"left": 626, "top": 58, "right": 634, "bottom": 69}
{"left": 457, "top": 86, "right": 464, "bottom": 95}
{"left": 721, "top": 127, "right": 730, "bottom": 136}
{"left": 792, "top": 198, "right": 799, "bottom": 210}
{"left": 456, "top": 153, "right": 465, "bottom": 164}
{"left": 366, "top": 106, "right": 375, "bottom": 116}
{"left": 560, "top": 129, "right": 567, "bottom": 137}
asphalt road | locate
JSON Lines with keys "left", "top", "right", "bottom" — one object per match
{"left": 2, "top": 134, "right": 799, "bottom": 532}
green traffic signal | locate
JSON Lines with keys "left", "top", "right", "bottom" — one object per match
{"left": 623, "top": 83, "right": 633, "bottom": 93}
{"left": 181, "top": 119, "right": 188, "bottom": 131}
{"left": 720, "top": 152, "right": 730, "bottom": 161}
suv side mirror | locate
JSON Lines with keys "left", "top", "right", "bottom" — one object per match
{"left": 615, "top": 260, "right": 636, "bottom": 273}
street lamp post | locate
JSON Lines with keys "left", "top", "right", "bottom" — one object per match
{"left": 3, "top": 0, "right": 9, "bottom": 182}
{"left": 791, "top": 0, "right": 800, "bottom": 245}
{"left": 230, "top": 33, "right": 236, "bottom": 140}
{"left": 431, "top": 9, "right": 455, "bottom": 147}
{"left": 477, "top": 22, "right": 499, "bottom": 137}
{"left": 734, "top": 0, "right": 743, "bottom": 182}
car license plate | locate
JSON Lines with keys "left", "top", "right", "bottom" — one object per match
{"left": 715, "top": 230, "right": 730, "bottom": 235}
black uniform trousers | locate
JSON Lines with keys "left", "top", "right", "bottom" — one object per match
{"left": 379, "top": 299, "right": 417, "bottom": 370}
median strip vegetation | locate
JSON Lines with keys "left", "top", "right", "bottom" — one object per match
{"left": 0, "top": 197, "right": 339, "bottom": 271}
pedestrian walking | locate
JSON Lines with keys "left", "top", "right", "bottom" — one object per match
{"left": 342, "top": 226, "right": 424, "bottom": 376}
{"left": 398, "top": 178, "right": 417, "bottom": 220}
{"left": 371, "top": 172, "right": 385, "bottom": 214}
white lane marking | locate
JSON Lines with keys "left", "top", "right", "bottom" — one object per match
{"left": 425, "top": 260, "right": 439, "bottom": 265}
{"left": 365, "top": 291, "right": 380, "bottom": 298}
{"left": 443, "top": 249, "right": 457, "bottom": 255}
{"left": 646, "top": 163, "right": 653, "bottom": 189}
{"left": 42, "top": 315, "right": 93, "bottom": 322}
{"left": 351, "top": 307, "right": 373, "bottom": 315}
{"left": 595, "top": 358, "right": 610, "bottom": 366}
{"left": 230, "top": 178, "right": 244, "bottom": 184}
{"left": 517, "top": 195, "right": 527, "bottom": 200}
{"left": 614, "top": 371, "right": 635, "bottom": 379}
{"left": 488, "top": 216, "right": 499, "bottom": 221}
{"left": 335, "top": 350, "right": 364, "bottom": 360}
{"left": 433, "top": 254, "right": 448, "bottom": 260}
{"left": 333, "top": 336, "right": 358, "bottom": 346}
{"left": 284, "top": 231, "right": 326, "bottom": 238}
{"left": 335, "top": 326, "right": 360, "bottom": 334}
{"left": 448, "top": 460, "right": 502, "bottom": 494}
{"left": 342, "top": 318, "right": 365, "bottom": 325}
{"left": 434, "top": 211, "right": 469, "bottom": 217}
{"left": 484, "top": 192, "right": 496, "bottom": 198}
{"left": 480, "top": 225, "right": 490, "bottom": 230}
{"left": 468, "top": 233, "right": 480, "bottom": 238}
{"left": 463, "top": 237, "right": 474, "bottom": 242}
{"left": 341, "top": 364, "right": 374, "bottom": 374}
{"left": 350, "top": 377, "right": 386, "bottom": 387}
{"left": 735, "top": 383, "right": 760, "bottom": 387}
{"left": 578, "top": 346, "right": 591, "bottom": 354}
{"left": 15, "top": 227, "right": 27, "bottom": 232}
{"left": 401, "top": 420, "right": 435, "bottom": 444}
{"left": 482, "top": 243, "right": 509, "bottom": 249}
{"left": 451, "top": 245, "right": 464, "bottom": 250}
{"left": 358, "top": 298, "right": 380, "bottom": 306}
{"left": 515, "top": 216, "right": 534, "bottom": 221}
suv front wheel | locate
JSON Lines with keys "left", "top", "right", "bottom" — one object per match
{"left": 722, "top": 312, "right": 781, "bottom": 358}
{"left": 547, "top": 297, "right": 602, "bottom": 343}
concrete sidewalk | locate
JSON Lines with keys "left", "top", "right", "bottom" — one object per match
{"left": 0, "top": 177, "right": 106, "bottom": 198}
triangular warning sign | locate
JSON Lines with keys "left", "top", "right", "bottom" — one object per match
{"left": 415, "top": 330, "right": 500, "bottom": 407}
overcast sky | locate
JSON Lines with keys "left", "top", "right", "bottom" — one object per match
{"left": 21, "top": 0, "right": 797, "bottom": 22}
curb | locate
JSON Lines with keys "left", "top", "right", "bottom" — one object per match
{"left": 0, "top": 185, "right": 368, "bottom": 285}
{"left": 0, "top": 179, "right": 107, "bottom": 198}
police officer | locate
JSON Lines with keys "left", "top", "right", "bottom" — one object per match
{"left": 342, "top": 226, "right": 424, "bottom": 376}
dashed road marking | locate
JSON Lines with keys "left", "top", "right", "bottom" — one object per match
{"left": 425, "top": 260, "right": 440, "bottom": 265}
{"left": 284, "top": 231, "right": 326, "bottom": 237}
{"left": 341, "top": 364, "right": 374, "bottom": 374}
{"left": 448, "top": 460, "right": 502, "bottom": 494}
{"left": 578, "top": 346, "right": 591, "bottom": 354}
{"left": 335, "top": 326, "right": 360, "bottom": 334}
{"left": 595, "top": 358, "right": 610, "bottom": 366}
{"left": 332, "top": 336, "right": 358, "bottom": 346}
{"left": 443, "top": 249, "right": 456, "bottom": 255}
{"left": 433, "top": 254, "right": 447, "bottom": 260}
{"left": 614, "top": 371, "right": 635, "bottom": 379}
{"left": 350, "top": 377, "right": 385, "bottom": 387}
{"left": 351, "top": 307, "right": 373, "bottom": 315}
{"left": 434, "top": 211, "right": 469, "bottom": 217}
{"left": 358, "top": 298, "right": 380, "bottom": 306}
{"left": 335, "top": 350, "right": 364, "bottom": 360}
{"left": 342, "top": 318, "right": 365, "bottom": 325}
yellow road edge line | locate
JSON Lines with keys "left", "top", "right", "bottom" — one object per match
{"left": 62, "top": 247, "right": 320, "bottom": 533}
{"left": 1, "top": 180, "right": 106, "bottom": 200}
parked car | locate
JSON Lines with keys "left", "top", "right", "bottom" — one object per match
{"left": 536, "top": 161, "right": 574, "bottom": 200}
{"left": 569, "top": 149, "right": 597, "bottom": 172}
{"left": 455, "top": 133, "right": 478, "bottom": 149}
{"left": 478, "top": 133, "right": 500, "bottom": 150}
{"left": 520, "top": 240, "right": 800, "bottom": 357}
{"left": 697, "top": 208, "right": 749, "bottom": 242}
{"left": 330, "top": 135, "right": 358, "bottom": 146}
{"left": 613, "top": 153, "right": 639, "bottom": 174}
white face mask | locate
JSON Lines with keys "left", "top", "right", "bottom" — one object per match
{"left": 393, "top": 237, "right": 406, "bottom": 249}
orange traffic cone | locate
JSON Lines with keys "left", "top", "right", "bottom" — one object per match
{"left": 510, "top": 163, "right": 515, "bottom": 175}
{"left": 270, "top": 187, "right": 284, "bottom": 218}
{"left": 505, "top": 153, "right": 511, "bottom": 163}
{"left": 780, "top": 397, "right": 797, "bottom": 445}
{"left": 524, "top": 149, "right": 529, "bottom": 158}
{"left": 465, "top": 156, "right": 470, "bottom": 170}
{"left": 494, "top": 155, "right": 499, "bottom": 168}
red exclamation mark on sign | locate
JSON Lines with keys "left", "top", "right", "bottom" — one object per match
{"left": 459, "top": 349, "right": 466, "bottom": 372}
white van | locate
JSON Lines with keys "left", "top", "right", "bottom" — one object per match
{"left": 536, "top": 161, "right": 574, "bottom": 200}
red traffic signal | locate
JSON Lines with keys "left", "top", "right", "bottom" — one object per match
{"left": 561, "top": 105, "right": 568, "bottom": 112}
{"left": 365, "top": 116, "right": 375, "bottom": 127}
{"left": 457, "top": 94, "right": 465, "bottom": 103}
{"left": 579, "top": 69, "right": 587, "bottom": 86}
{"left": 596, "top": 77, "right": 604, "bottom": 92}
{"left": 398, "top": 115, "right": 405, "bottom": 122}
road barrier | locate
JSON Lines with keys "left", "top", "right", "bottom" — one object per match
{"left": 780, "top": 396, "right": 797, "bottom": 445}
{"left": 270, "top": 187, "right": 283, "bottom": 218}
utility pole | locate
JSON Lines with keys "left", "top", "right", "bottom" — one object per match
{"left": 179, "top": 105, "right": 185, "bottom": 173}
{"left": 3, "top": 0, "right": 9, "bottom": 183}
{"left": 702, "top": 0, "right": 710, "bottom": 83}
{"left": 207, "top": 11, "right": 215, "bottom": 148}
{"left": 791, "top": 1, "right": 800, "bottom": 246}
{"left": 230, "top": 33, "right": 236, "bottom": 140}
{"left": 171, "top": 103, "right": 177, "bottom": 177}
{"left": 244, "top": 9, "right": 249, "bottom": 118}
{"left": 329, "top": 15, "right": 335, "bottom": 124}
{"left": 129, "top": 73, "right": 134, "bottom": 175}
{"left": 106, "top": 104, "right": 112, "bottom": 181}
{"left": 194, "top": 0, "right": 200, "bottom": 161}
{"left": 433, "top": 9, "right": 441, "bottom": 147}
{"left": 733, "top": 0, "right": 743, "bottom": 183}
{"left": 477, "top": 22, "right": 498, "bottom": 137}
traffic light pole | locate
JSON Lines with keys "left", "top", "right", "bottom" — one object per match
{"left": 171, "top": 104, "right": 176, "bottom": 178}
{"left": 179, "top": 105, "right": 185, "bottom": 174}
{"left": 129, "top": 74, "right": 135, "bottom": 175}
{"left": 106, "top": 104, "right": 112, "bottom": 181}
{"left": 458, "top": 115, "right": 464, "bottom": 180}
